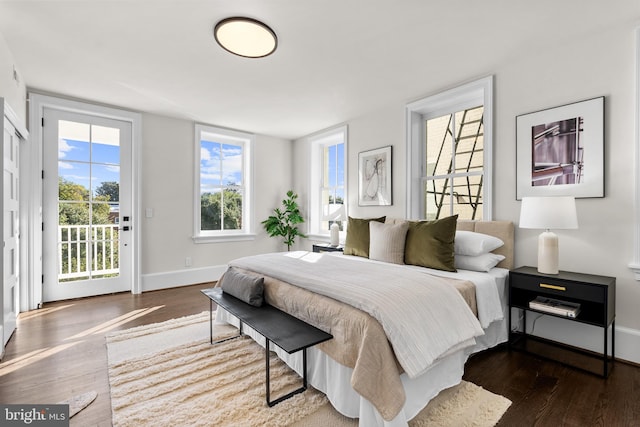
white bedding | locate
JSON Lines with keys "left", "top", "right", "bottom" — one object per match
{"left": 229, "top": 251, "right": 485, "bottom": 378}
{"left": 215, "top": 257, "right": 509, "bottom": 427}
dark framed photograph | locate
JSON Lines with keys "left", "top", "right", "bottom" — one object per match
{"left": 358, "top": 145, "right": 392, "bottom": 206}
{"left": 516, "top": 96, "right": 604, "bottom": 199}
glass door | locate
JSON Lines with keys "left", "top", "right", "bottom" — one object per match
{"left": 42, "top": 108, "right": 132, "bottom": 301}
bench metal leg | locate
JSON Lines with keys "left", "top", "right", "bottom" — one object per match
{"left": 209, "top": 301, "right": 244, "bottom": 345}
{"left": 265, "top": 338, "right": 308, "bottom": 407}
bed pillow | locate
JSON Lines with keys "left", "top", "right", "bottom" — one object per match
{"left": 344, "top": 216, "right": 386, "bottom": 258}
{"left": 455, "top": 253, "right": 506, "bottom": 272}
{"left": 454, "top": 230, "right": 504, "bottom": 256}
{"left": 219, "top": 268, "right": 264, "bottom": 307}
{"left": 369, "top": 221, "right": 409, "bottom": 264}
{"left": 404, "top": 215, "right": 458, "bottom": 272}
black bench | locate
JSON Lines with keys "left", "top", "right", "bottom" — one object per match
{"left": 201, "top": 287, "right": 333, "bottom": 406}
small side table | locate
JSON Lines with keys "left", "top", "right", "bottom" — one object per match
{"left": 312, "top": 244, "right": 343, "bottom": 253}
{"left": 509, "top": 266, "right": 615, "bottom": 377}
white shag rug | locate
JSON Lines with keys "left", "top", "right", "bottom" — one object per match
{"left": 106, "top": 311, "right": 511, "bottom": 427}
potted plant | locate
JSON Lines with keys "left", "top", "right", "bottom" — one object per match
{"left": 262, "top": 190, "right": 307, "bottom": 251}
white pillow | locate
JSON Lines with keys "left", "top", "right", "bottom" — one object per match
{"left": 454, "top": 230, "right": 504, "bottom": 256}
{"left": 455, "top": 253, "right": 506, "bottom": 272}
{"left": 369, "top": 221, "right": 409, "bottom": 264}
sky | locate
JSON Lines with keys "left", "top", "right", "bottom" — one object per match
{"left": 200, "top": 140, "right": 243, "bottom": 194}
{"left": 58, "top": 138, "right": 120, "bottom": 201}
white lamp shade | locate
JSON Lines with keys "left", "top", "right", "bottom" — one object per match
{"left": 519, "top": 196, "right": 578, "bottom": 230}
{"left": 519, "top": 196, "right": 578, "bottom": 275}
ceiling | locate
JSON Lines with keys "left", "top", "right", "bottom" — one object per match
{"left": 0, "top": 1, "right": 636, "bottom": 140}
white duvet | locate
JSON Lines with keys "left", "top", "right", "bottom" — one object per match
{"left": 229, "top": 251, "right": 486, "bottom": 378}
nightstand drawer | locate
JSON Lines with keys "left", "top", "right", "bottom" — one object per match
{"left": 511, "top": 273, "right": 604, "bottom": 303}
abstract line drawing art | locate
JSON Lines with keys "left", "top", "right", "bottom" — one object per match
{"left": 358, "top": 146, "right": 392, "bottom": 206}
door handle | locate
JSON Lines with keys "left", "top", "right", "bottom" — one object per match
{"left": 119, "top": 226, "right": 130, "bottom": 231}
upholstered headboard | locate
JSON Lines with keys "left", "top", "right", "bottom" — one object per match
{"left": 456, "top": 220, "right": 514, "bottom": 270}
{"left": 385, "top": 218, "right": 515, "bottom": 270}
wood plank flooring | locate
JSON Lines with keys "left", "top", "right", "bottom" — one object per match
{"left": 1, "top": 284, "right": 638, "bottom": 426}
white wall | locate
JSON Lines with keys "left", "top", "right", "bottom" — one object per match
{"left": 0, "top": 32, "right": 26, "bottom": 122}
{"left": 495, "top": 22, "right": 640, "bottom": 362}
{"left": 294, "top": 19, "right": 640, "bottom": 362}
{"left": 140, "top": 113, "right": 293, "bottom": 290}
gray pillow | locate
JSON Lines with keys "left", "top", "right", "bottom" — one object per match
{"left": 220, "top": 268, "right": 264, "bottom": 307}
{"left": 369, "top": 221, "right": 409, "bottom": 264}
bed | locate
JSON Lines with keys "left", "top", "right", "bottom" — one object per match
{"left": 214, "top": 218, "right": 514, "bottom": 427}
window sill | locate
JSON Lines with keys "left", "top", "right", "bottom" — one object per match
{"left": 307, "top": 233, "right": 330, "bottom": 241}
{"left": 192, "top": 233, "right": 256, "bottom": 244}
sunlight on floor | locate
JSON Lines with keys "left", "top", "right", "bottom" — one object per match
{"left": 18, "top": 304, "right": 75, "bottom": 320}
{"left": 0, "top": 342, "right": 80, "bottom": 377}
{"left": 65, "top": 306, "right": 165, "bottom": 341}
{"left": 0, "top": 306, "right": 166, "bottom": 377}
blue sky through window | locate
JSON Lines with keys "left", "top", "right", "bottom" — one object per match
{"left": 200, "top": 140, "right": 243, "bottom": 194}
{"left": 58, "top": 138, "right": 120, "bottom": 200}
{"left": 325, "top": 143, "right": 345, "bottom": 201}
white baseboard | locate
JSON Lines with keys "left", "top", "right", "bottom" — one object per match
{"left": 615, "top": 325, "right": 640, "bottom": 364}
{"left": 141, "top": 265, "right": 227, "bottom": 292}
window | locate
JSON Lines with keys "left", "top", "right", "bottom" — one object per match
{"left": 308, "top": 126, "right": 347, "bottom": 237}
{"left": 194, "top": 124, "right": 254, "bottom": 242}
{"left": 425, "top": 106, "right": 484, "bottom": 220}
{"left": 407, "top": 76, "right": 493, "bottom": 220}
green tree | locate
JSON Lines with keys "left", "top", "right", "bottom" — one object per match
{"left": 95, "top": 181, "right": 119, "bottom": 202}
{"left": 201, "top": 189, "right": 243, "bottom": 230}
{"left": 57, "top": 178, "right": 119, "bottom": 281}
{"left": 59, "top": 177, "right": 89, "bottom": 202}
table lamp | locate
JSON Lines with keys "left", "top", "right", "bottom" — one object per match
{"left": 519, "top": 196, "right": 578, "bottom": 274}
{"left": 322, "top": 204, "right": 345, "bottom": 247}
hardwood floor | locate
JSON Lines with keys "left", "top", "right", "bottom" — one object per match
{"left": 0, "top": 284, "right": 209, "bottom": 426}
{"left": 464, "top": 346, "right": 640, "bottom": 426}
{"left": 1, "top": 284, "right": 638, "bottom": 426}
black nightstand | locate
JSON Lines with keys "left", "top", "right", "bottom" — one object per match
{"left": 312, "top": 244, "right": 343, "bottom": 253}
{"left": 509, "top": 266, "right": 616, "bottom": 377}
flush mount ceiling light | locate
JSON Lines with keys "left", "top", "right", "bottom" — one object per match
{"left": 214, "top": 17, "right": 277, "bottom": 58}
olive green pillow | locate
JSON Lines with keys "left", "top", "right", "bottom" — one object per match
{"left": 404, "top": 215, "right": 458, "bottom": 272}
{"left": 343, "top": 216, "right": 386, "bottom": 258}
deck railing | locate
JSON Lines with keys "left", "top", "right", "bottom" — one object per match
{"left": 58, "top": 224, "right": 119, "bottom": 280}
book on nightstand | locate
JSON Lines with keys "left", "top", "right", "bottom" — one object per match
{"left": 529, "top": 296, "right": 581, "bottom": 318}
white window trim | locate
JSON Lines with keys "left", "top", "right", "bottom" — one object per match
{"left": 192, "top": 124, "right": 255, "bottom": 243}
{"left": 307, "top": 125, "right": 348, "bottom": 240}
{"left": 28, "top": 93, "right": 142, "bottom": 299}
{"left": 405, "top": 76, "right": 494, "bottom": 220}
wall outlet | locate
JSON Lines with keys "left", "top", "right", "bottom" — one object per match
{"left": 185, "top": 256, "right": 192, "bottom": 267}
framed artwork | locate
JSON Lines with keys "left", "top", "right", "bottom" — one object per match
{"left": 358, "top": 145, "right": 392, "bottom": 206}
{"left": 516, "top": 96, "right": 604, "bottom": 199}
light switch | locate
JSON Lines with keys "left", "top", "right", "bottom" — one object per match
{"left": 145, "top": 208, "right": 153, "bottom": 218}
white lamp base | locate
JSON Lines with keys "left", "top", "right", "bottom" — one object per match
{"left": 330, "top": 223, "right": 340, "bottom": 247}
{"left": 537, "top": 230, "right": 559, "bottom": 274}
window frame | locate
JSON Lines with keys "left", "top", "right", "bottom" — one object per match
{"left": 406, "top": 76, "right": 493, "bottom": 220}
{"left": 193, "top": 124, "right": 254, "bottom": 243}
{"left": 308, "top": 125, "right": 348, "bottom": 239}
